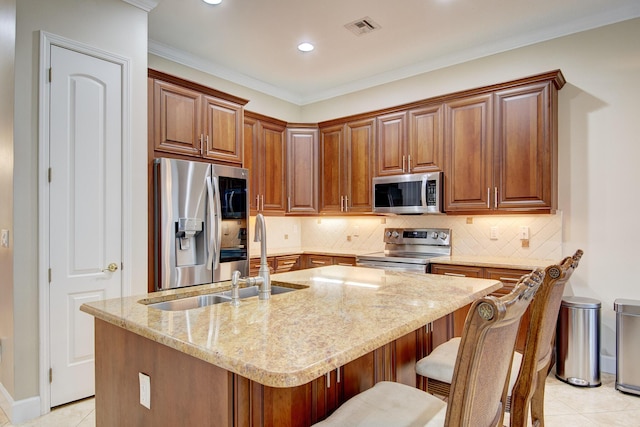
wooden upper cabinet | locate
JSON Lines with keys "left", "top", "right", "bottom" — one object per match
{"left": 444, "top": 93, "right": 494, "bottom": 212}
{"left": 152, "top": 79, "right": 202, "bottom": 157}
{"left": 408, "top": 104, "right": 443, "bottom": 173}
{"left": 444, "top": 73, "right": 563, "bottom": 214}
{"left": 319, "top": 124, "right": 345, "bottom": 213}
{"left": 245, "top": 113, "right": 287, "bottom": 215}
{"left": 149, "top": 69, "right": 246, "bottom": 164}
{"left": 494, "top": 82, "right": 556, "bottom": 211}
{"left": 201, "top": 96, "right": 243, "bottom": 163}
{"left": 287, "top": 127, "right": 318, "bottom": 214}
{"left": 376, "top": 105, "right": 443, "bottom": 176}
{"left": 346, "top": 118, "right": 375, "bottom": 213}
{"left": 376, "top": 112, "right": 407, "bottom": 176}
{"left": 319, "top": 118, "right": 374, "bottom": 214}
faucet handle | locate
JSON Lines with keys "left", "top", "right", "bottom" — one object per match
{"left": 230, "top": 271, "right": 241, "bottom": 306}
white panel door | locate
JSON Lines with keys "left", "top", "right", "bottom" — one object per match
{"left": 48, "top": 45, "right": 122, "bottom": 407}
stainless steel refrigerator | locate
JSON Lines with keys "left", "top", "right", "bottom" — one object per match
{"left": 153, "top": 157, "right": 249, "bottom": 291}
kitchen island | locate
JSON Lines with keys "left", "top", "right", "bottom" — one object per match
{"left": 81, "top": 265, "right": 501, "bottom": 426}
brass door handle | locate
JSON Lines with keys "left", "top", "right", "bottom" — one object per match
{"left": 102, "top": 263, "right": 118, "bottom": 273}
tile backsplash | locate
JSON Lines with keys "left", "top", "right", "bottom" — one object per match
{"left": 250, "top": 213, "right": 563, "bottom": 259}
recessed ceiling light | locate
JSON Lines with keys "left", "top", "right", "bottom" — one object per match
{"left": 297, "top": 42, "right": 315, "bottom": 52}
{"left": 203, "top": 0, "right": 222, "bottom": 5}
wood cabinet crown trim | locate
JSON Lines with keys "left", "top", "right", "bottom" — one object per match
{"left": 149, "top": 68, "right": 249, "bottom": 106}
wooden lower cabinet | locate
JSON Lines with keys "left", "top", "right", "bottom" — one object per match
{"left": 430, "top": 263, "right": 532, "bottom": 352}
{"left": 95, "top": 316, "right": 454, "bottom": 427}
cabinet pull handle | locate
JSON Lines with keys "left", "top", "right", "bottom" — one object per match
{"left": 282, "top": 260, "right": 296, "bottom": 265}
{"left": 256, "top": 195, "right": 260, "bottom": 210}
{"left": 336, "top": 368, "right": 341, "bottom": 383}
{"left": 344, "top": 196, "right": 349, "bottom": 212}
{"left": 499, "top": 277, "right": 520, "bottom": 283}
{"left": 311, "top": 260, "right": 326, "bottom": 265}
{"left": 288, "top": 196, "right": 291, "bottom": 212}
{"left": 261, "top": 195, "right": 265, "bottom": 211}
{"left": 337, "top": 263, "right": 352, "bottom": 266}
{"left": 443, "top": 272, "right": 466, "bottom": 277}
{"left": 340, "top": 196, "right": 344, "bottom": 212}
{"left": 407, "top": 155, "right": 412, "bottom": 172}
{"left": 494, "top": 187, "right": 498, "bottom": 209}
{"left": 402, "top": 155, "right": 406, "bottom": 173}
{"left": 326, "top": 372, "right": 331, "bottom": 388}
{"left": 487, "top": 187, "right": 490, "bottom": 209}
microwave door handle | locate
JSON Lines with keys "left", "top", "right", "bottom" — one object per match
{"left": 205, "top": 171, "right": 215, "bottom": 270}
{"left": 212, "top": 175, "right": 222, "bottom": 271}
{"left": 422, "top": 176, "right": 428, "bottom": 208}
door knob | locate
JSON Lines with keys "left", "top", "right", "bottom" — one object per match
{"left": 102, "top": 263, "right": 118, "bottom": 273}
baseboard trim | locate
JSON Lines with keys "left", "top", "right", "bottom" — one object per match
{"left": 0, "top": 382, "right": 42, "bottom": 424}
{"left": 601, "top": 354, "right": 615, "bottom": 375}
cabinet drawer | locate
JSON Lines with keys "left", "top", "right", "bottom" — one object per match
{"left": 249, "top": 256, "right": 275, "bottom": 276}
{"left": 306, "top": 255, "right": 334, "bottom": 268}
{"left": 333, "top": 256, "right": 356, "bottom": 266}
{"left": 484, "top": 268, "right": 531, "bottom": 296}
{"left": 275, "top": 255, "right": 300, "bottom": 273}
{"left": 430, "top": 264, "right": 483, "bottom": 278}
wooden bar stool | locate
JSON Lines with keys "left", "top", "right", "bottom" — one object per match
{"left": 313, "top": 269, "right": 545, "bottom": 427}
{"left": 415, "top": 250, "right": 583, "bottom": 427}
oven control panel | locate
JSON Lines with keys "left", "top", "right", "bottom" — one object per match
{"left": 383, "top": 228, "right": 450, "bottom": 246}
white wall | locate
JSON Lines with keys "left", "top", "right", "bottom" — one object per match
{"left": 4, "top": 0, "right": 148, "bottom": 411}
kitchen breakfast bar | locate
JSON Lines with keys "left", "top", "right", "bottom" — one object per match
{"left": 80, "top": 266, "right": 501, "bottom": 426}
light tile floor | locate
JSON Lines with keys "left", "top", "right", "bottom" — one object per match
{"left": 0, "top": 372, "right": 638, "bottom": 426}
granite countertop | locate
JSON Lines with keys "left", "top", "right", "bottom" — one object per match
{"left": 80, "top": 266, "right": 500, "bottom": 388}
{"left": 429, "top": 255, "right": 557, "bottom": 270}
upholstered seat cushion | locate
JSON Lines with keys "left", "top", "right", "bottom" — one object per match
{"left": 313, "top": 381, "right": 447, "bottom": 427}
{"left": 416, "top": 337, "right": 523, "bottom": 394}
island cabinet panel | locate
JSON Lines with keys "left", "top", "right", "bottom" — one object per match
{"left": 94, "top": 319, "right": 233, "bottom": 427}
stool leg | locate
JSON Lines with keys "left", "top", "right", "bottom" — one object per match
{"left": 530, "top": 360, "right": 551, "bottom": 427}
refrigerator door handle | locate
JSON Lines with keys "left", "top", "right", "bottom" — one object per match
{"left": 205, "top": 171, "right": 216, "bottom": 270}
{"left": 212, "top": 175, "right": 222, "bottom": 271}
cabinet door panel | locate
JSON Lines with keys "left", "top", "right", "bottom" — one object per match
{"left": 346, "top": 119, "right": 374, "bottom": 212}
{"left": 287, "top": 129, "right": 318, "bottom": 213}
{"left": 376, "top": 112, "right": 406, "bottom": 176}
{"left": 319, "top": 125, "right": 345, "bottom": 213}
{"left": 409, "top": 104, "right": 443, "bottom": 173}
{"left": 202, "top": 96, "right": 242, "bottom": 163}
{"left": 495, "top": 83, "right": 553, "bottom": 210}
{"left": 153, "top": 80, "right": 201, "bottom": 156}
{"left": 261, "top": 122, "right": 287, "bottom": 213}
{"left": 444, "top": 94, "right": 493, "bottom": 211}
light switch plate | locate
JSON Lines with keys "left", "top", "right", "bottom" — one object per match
{"left": 139, "top": 372, "right": 151, "bottom": 409}
{"left": 490, "top": 226, "right": 498, "bottom": 240}
{"left": 1, "top": 230, "right": 8, "bottom": 248}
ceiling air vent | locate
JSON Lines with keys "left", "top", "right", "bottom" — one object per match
{"left": 345, "top": 17, "right": 381, "bottom": 36}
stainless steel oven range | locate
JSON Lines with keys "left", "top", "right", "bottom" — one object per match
{"left": 356, "top": 228, "right": 451, "bottom": 273}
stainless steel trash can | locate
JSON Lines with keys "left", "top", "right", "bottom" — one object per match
{"left": 615, "top": 299, "right": 640, "bottom": 395}
{"left": 555, "top": 296, "right": 601, "bottom": 387}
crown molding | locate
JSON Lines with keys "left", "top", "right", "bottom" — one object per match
{"left": 122, "top": 0, "right": 159, "bottom": 12}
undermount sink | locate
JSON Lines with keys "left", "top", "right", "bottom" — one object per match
{"left": 146, "top": 285, "right": 298, "bottom": 311}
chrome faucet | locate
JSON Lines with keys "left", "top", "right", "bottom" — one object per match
{"left": 254, "top": 213, "right": 271, "bottom": 300}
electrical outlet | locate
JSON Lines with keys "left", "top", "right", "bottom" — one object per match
{"left": 466, "top": 217, "right": 473, "bottom": 224}
{"left": 0, "top": 229, "right": 8, "bottom": 248}
{"left": 522, "top": 239, "right": 530, "bottom": 248}
{"left": 284, "top": 234, "right": 289, "bottom": 240}
{"left": 139, "top": 373, "right": 151, "bottom": 409}
{"left": 347, "top": 235, "right": 352, "bottom": 242}
{"left": 490, "top": 226, "right": 498, "bottom": 240}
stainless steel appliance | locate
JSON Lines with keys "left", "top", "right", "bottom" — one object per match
{"left": 372, "top": 172, "right": 443, "bottom": 214}
{"left": 154, "top": 158, "right": 249, "bottom": 290}
{"left": 356, "top": 228, "right": 451, "bottom": 272}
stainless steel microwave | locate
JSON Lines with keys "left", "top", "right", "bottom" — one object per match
{"left": 372, "top": 172, "right": 443, "bottom": 214}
